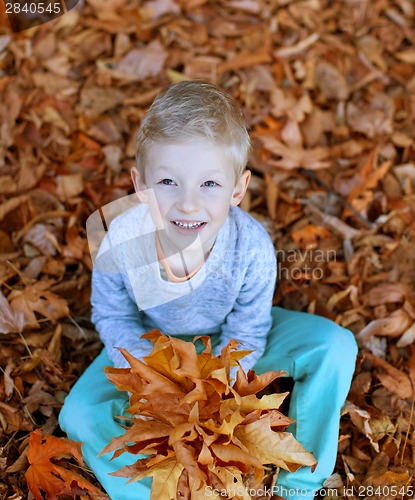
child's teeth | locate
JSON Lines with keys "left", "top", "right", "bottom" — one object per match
{"left": 174, "top": 221, "right": 203, "bottom": 228}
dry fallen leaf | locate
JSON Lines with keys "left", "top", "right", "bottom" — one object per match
{"left": 257, "top": 135, "right": 331, "bottom": 170}
{"left": 113, "top": 40, "right": 168, "bottom": 80}
{"left": 365, "top": 352, "right": 413, "bottom": 400}
{"left": 25, "top": 429, "right": 101, "bottom": 500}
{"left": 0, "top": 291, "right": 27, "bottom": 334}
{"left": 314, "top": 60, "right": 350, "bottom": 101}
{"left": 8, "top": 282, "right": 69, "bottom": 329}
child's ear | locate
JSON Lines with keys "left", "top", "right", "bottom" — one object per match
{"left": 131, "top": 166, "right": 149, "bottom": 203}
{"left": 230, "top": 169, "right": 251, "bottom": 206}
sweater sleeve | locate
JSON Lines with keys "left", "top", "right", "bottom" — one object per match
{"left": 90, "top": 236, "right": 153, "bottom": 368}
{"left": 213, "top": 236, "right": 277, "bottom": 376}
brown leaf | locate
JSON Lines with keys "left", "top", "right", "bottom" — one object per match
{"left": 218, "top": 51, "right": 272, "bottom": 74}
{"left": 9, "top": 283, "right": 69, "bottom": 328}
{"left": 270, "top": 89, "right": 313, "bottom": 123}
{"left": 233, "top": 368, "right": 286, "bottom": 397}
{"left": 211, "top": 442, "right": 263, "bottom": 470}
{"left": 274, "top": 33, "right": 319, "bottom": 58}
{"left": 0, "top": 175, "right": 17, "bottom": 194}
{"left": 356, "top": 308, "right": 412, "bottom": 343}
{"left": 357, "top": 35, "right": 387, "bottom": 72}
{"left": 342, "top": 402, "right": 379, "bottom": 452}
{"left": 365, "top": 352, "right": 413, "bottom": 400}
{"left": 367, "top": 283, "right": 409, "bottom": 306}
{"left": 139, "top": 0, "right": 181, "bottom": 20}
{"left": 56, "top": 174, "right": 84, "bottom": 200}
{"left": 396, "top": 321, "right": 415, "bottom": 348}
{"left": 372, "top": 470, "right": 411, "bottom": 487}
{"left": 22, "top": 224, "right": 59, "bottom": 256}
{"left": 114, "top": 40, "right": 168, "bottom": 80}
{"left": 406, "top": 345, "right": 415, "bottom": 393}
{"left": 0, "top": 194, "right": 30, "bottom": 222}
{"left": 347, "top": 159, "right": 392, "bottom": 202}
{"left": 347, "top": 93, "right": 394, "bottom": 138}
{"left": 314, "top": 60, "right": 350, "bottom": 100}
{"left": 395, "top": 48, "right": 415, "bottom": 64}
{"left": 281, "top": 119, "right": 303, "bottom": 148}
{"left": 0, "top": 291, "right": 27, "bottom": 334}
{"left": 258, "top": 135, "right": 331, "bottom": 170}
{"left": 291, "top": 224, "right": 330, "bottom": 250}
{"left": 263, "top": 173, "right": 278, "bottom": 221}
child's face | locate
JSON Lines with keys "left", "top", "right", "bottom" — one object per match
{"left": 131, "top": 139, "right": 251, "bottom": 254}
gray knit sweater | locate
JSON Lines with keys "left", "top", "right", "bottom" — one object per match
{"left": 91, "top": 202, "right": 277, "bottom": 372}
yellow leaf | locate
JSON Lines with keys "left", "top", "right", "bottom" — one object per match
{"left": 173, "top": 441, "right": 207, "bottom": 491}
{"left": 222, "top": 393, "right": 289, "bottom": 414}
{"left": 396, "top": 48, "right": 415, "bottom": 64}
{"left": 211, "top": 442, "right": 263, "bottom": 472}
{"left": 233, "top": 368, "right": 286, "bottom": 396}
{"left": 202, "top": 410, "right": 246, "bottom": 441}
{"left": 100, "top": 418, "right": 172, "bottom": 458}
{"left": 234, "top": 414, "right": 317, "bottom": 472}
{"left": 166, "top": 69, "right": 190, "bottom": 83}
{"left": 116, "top": 456, "right": 184, "bottom": 499}
{"left": 372, "top": 470, "right": 411, "bottom": 487}
{"left": 210, "top": 465, "right": 252, "bottom": 500}
{"left": 198, "top": 442, "right": 214, "bottom": 465}
{"left": 169, "top": 422, "right": 198, "bottom": 446}
{"left": 150, "top": 458, "right": 185, "bottom": 500}
{"left": 118, "top": 347, "right": 185, "bottom": 397}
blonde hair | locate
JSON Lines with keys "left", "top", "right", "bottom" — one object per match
{"left": 135, "top": 80, "right": 251, "bottom": 185}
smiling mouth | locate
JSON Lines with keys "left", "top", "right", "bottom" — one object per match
{"left": 171, "top": 221, "right": 207, "bottom": 229}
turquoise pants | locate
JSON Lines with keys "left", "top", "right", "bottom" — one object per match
{"left": 59, "top": 306, "right": 357, "bottom": 500}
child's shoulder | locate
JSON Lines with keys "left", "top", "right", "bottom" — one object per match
{"left": 229, "top": 206, "right": 272, "bottom": 242}
{"left": 227, "top": 206, "right": 276, "bottom": 269}
{"left": 228, "top": 206, "right": 276, "bottom": 263}
{"left": 106, "top": 202, "right": 149, "bottom": 244}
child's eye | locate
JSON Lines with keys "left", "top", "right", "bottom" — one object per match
{"left": 160, "top": 179, "right": 176, "bottom": 185}
{"left": 203, "top": 180, "right": 219, "bottom": 187}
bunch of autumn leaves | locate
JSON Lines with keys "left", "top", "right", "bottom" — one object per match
{"left": 100, "top": 331, "right": 317, "bottom": 499}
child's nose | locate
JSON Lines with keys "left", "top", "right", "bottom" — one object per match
{"left": 177, "top": 190, "right": 201, "bottom": 213}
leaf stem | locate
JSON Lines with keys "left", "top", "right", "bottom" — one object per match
{"left": 400, "top": 395, "right": 414, "bottom": 465}
{"left": 18, "top": 331, "right": 33, "bottom": 358}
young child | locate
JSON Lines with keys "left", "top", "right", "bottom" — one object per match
{"left": 59, "top": 80, "right": 358, "bottom": 500}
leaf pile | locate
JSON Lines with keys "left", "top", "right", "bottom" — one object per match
{"left": 101, "top": 330, "right": 317, "bottom": 499}
{"left": 0, "top": 0, "right": 414, "bottom": 496}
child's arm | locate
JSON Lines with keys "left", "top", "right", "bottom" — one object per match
{"left": 213, "top": 238, "right": 277, "bottom": 375}
{"left": 90, "top": 232, "right": 153, "bottom": 368}
{"left": 91, "top": 268, "right": 153, "bottom": 368}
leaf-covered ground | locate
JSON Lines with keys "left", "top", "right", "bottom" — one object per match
{"left": 0, "top": 0, "right": 415, "bottom": 498}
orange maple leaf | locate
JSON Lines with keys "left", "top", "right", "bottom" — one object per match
{"left": 25, "top": 429, "right": 101, "bottom": 500}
